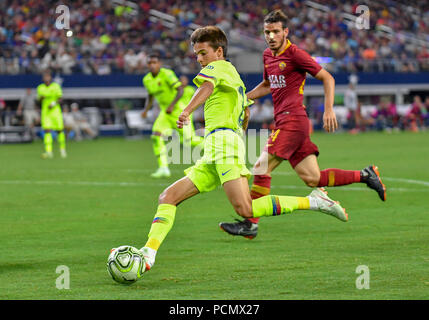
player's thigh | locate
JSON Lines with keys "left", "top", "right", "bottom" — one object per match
{"left": 51, "top": 115, "right": 64, "bottom": 131}
{"left": 24, "top": 110, "right": 37, "bottom": 126}
{"left": 152, "top": 113, "right": 173, "bottom": 136}
{"left": 158, "top": 176, "right": 200, "bottom": 206}
{"left": 222, "top": 177, "right": 252, "bottom": 218}
{"left": 252, "top": 151, "right": 283, "bottom": 176}
{"left": 293, "top": 154, "right": 321, "bottom": 187}
{"left": 41, "top": 113, "right": 52, "bottom": 129}
{"left": 184, "top": 162, "right": 220, "bottom": 193}
{"left": 43, "top": 109, "right": 64, "bottom": 130}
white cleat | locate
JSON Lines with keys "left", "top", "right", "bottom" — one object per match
{"left": 150, "top": 167, "right": 171, "bottom": 178}
{"left": 41, "top": 151, "right": 53, "bottom": 159}
{"left": 60, "top": 149, "right": 67, "bottom": 158}
{"left": 140, "top": 247, "right": 156, "bottom": 271}
{"left": 309, "top": 188, "right": 348, "bottom": 222}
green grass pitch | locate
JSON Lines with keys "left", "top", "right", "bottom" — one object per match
{"left": 0, "top": 131, "right": 428, "bottom": 299}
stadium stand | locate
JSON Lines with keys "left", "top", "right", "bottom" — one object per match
{"left": 1, "top": 0, "right": 428, "bottom": 74}
{"left": 0, "top": 0, "right": 428, "bottom": 142}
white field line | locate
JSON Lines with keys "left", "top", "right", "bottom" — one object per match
{"left": 0, "top": 178, "right": 428, "bottom": 192}
{"left": 382, "top": 177, "right": 429, "bottom": 187}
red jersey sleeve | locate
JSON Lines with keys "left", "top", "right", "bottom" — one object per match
{"left": 293, "top": 48, "right": 322, "bottom": 77}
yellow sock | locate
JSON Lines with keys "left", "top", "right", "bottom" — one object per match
{"left": 144, "top": 204, "right": 176, "bottom": 251}
{"left": 252, "top": 195, "right": 310, "bottom": 217}
{"left": 58, "top": 131, "right": 66, "bottom": 150}
{"left": 44, "top": 132, "right": 53, "bottom": 153}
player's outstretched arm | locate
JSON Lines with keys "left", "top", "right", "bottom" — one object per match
{"left": 177, "top": 81, "right": 214, "bottom": 128}
{"left": 315, "top": 69, "right": 338, "bottom": 133}
{"left": 246, "top": 79, "right": 271, "bottom": 101}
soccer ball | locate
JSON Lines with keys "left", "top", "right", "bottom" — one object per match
{"left": 107, "top": 245, "right": 147, "bottom": 284}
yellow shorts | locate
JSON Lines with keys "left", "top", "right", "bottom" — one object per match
{"left": 184, "top": 129, "right": 251, "bottom": 193}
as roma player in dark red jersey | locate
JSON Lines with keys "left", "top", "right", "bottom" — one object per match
{"left": 220, "top": 10, "right": 386, "bottom": 239}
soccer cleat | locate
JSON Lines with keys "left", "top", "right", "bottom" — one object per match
{"left": 219, "top": 219, "right": 259, "bottom": 239}
{"left": 309, "top": 188, "right": 348, "bottom": 222}
{"left": 361, "top": 165, "right": 386, "bottom": 201}
{"left": 140, "top": 247, "right": 156, "bottom": 271}
{"left": 150, "top": 167, "right": 171, "bottom": 178}
{"left": 60, "top": 149, "right": 67, "bottom": 159}
{"left": 41, "top": 151, "right": 53, "bottom": 159}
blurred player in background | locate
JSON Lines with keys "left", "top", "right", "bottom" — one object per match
{"left": 37, "top": 71, "right": 66, "bottom": 159}
{"left": 17, "top": 88, "right": 39, "bottom": 138}
{"left": 142, "top": 54, "right": 203, "bottom": 178}
{"left": 220, "top": 10, "right": 386, "bottom": 239}
{"left": 344, "top": 82, "right": 359, "bottom": 133}
{"left": 179, "top": 75, "right": 196, "bottom": 104}
{"left": 137, "top": 26, "right": 348, "bottom": 271}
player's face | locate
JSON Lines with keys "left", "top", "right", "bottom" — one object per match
{"left": 43, "top": 73, "right": 52, "bottom": 84}
{"left": 193, "top": 42, "right": 223, "bottom": 68}
{"left": 148, "top": 58, "right": 161, "bottom": 74}
{"left": 264, "top": 22, "right": 289, "bottom": 52}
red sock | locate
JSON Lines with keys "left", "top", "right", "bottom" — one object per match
{"left": 318, "top": 168, "right": 361, "bottom": 187}
{"left": 249, "top": 175, "right": 272, "bottom": 224}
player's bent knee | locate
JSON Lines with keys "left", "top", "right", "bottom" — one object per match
{"left": 302, "top": 175, "right": 320, "bottom": 188}
{"left": 158, "top": 188, "right": 177, "bottom": 206}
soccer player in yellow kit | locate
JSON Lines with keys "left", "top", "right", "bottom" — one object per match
{"left": 37, "top": 71, "right": 67, "bottom": 159}
{"left": 111, "top": 26, "right": 348, "bottom": 275}
{"left": 142, "top": 54, "right": 203, "bottom": 178}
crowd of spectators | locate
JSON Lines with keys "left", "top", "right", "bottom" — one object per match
{"left": 2, "top": 91, "right": 428, "bottom": 135}
{"left": 0, "top": 0, "right": 428, "bottom": 75}
{"left": 315, "top": 94, "right": 429, "bottom": 133}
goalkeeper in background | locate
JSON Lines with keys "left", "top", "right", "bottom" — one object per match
{"left": 37, "top": 71, "right": 67, "bottom": 159}
{"left": 142, "top": 54, "right": 203, "bottom": 178}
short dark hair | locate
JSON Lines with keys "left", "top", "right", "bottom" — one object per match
{"left": 148, "top": 53, "right": 161, "bottom": 61}
{"left": 264, "top": 10, "right": 289, "bottom": 29}
{"left": 190, "top": 26, "right": 228, "bottom": 58}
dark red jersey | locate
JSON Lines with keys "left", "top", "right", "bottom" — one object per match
{"left": 263, "top": 39, "right": 322, "bottom": 127}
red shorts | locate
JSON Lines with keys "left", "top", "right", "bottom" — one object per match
{"left": 264, "top": 116, "right": 319, "bottom": 168}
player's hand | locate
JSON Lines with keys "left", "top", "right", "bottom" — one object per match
{"left": 177, "top": 111, "right": 190, "bottom": 129}
{"left": 323, "top": 109, "right": 338, "bottom": 133}
{"left": 48, "top": 101, "right": 56, "bottom": 109}
{"left": 141, "top": 110, "right": 148, "bottom": 118}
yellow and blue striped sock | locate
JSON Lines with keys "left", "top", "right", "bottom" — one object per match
{"left": 144, "top": 204, "right": 176, "bottom": 251}
{"left": 252, "top": 195, "right": 310, "bottom": 218}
